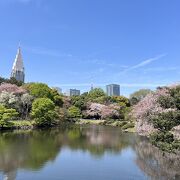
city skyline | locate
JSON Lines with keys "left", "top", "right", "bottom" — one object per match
{"left": 0, "top": 0, "right": 180, "bottom": 96}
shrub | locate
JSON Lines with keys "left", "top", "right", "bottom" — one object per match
{"left": 31, "top": 98, "right": 58, "bottom": 126}
{"left": 151, "top": 111, "right": 180, "bottom": 131}
{"left": 158, "top": 95, "right": 175, "bottom": 109}
{"left": 150, "top": 132, "right": 180, "bottom": 152}
{"left": 0, "top": 105, "right": 18, "bottom": 127}
{"left": 68, "top": 106, "right": 82, "bottom": 119}
{"left": 122, "top": 122, "right": 134, "bottom": 130}
{"left": 150, "top": 132, "right": 174, "bottom": 144}
{"left": 0, "top": 91, "right": 33, "bottom": 119}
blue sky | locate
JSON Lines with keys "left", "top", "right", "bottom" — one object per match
{"left": 0, "top": 0, "right": 179, "bottom": 96}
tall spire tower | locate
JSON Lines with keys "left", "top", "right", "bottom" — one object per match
{"left": 11, "top": 46, "right": 25, "bottom": 82}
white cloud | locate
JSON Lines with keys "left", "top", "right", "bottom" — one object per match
{"left": 124, "top": 54, "right": 167, "bottom": 72}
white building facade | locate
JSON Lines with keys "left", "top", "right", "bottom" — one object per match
{"left": 11, "top": 47, "right": 25, "bottom": 82}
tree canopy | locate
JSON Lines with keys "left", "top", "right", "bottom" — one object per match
{"left": 130, "top": 89, "right": 152, "bottom": 105}
{"left": 31, "top": 98, "right": 58, "bottom": 126}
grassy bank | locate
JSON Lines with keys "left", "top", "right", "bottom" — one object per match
{"left": 1, "top": 120, "right": 35, "bottom": 130}
{"left": 75, "top": 119, "right": 135, "bottom": 132}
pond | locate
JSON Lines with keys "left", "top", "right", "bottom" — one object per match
{"left": 0, "top": 125, "right": 179, "bottom": 180}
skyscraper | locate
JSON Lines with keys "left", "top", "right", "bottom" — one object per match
{"left": 106, "top": 84, "right": 120, "bottom": 96}
{"left": 11, "top": 47, "right": 25, "bottom": 82}
{"left": 66, "top": 89, "right": 80, "bottom": 96}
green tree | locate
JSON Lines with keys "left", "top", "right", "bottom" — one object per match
{"left": 169, "top": 85, "right": 180, "bottom": 110}
{"left": 130, "top": 89, "right": 152, "bottom": 105}
{"left": 0, "top": 76, "right": 23, "bottom": 86}
{"left": 23, "top": 83, "right": 53, "bottom": 99}
{"left": 111, "top": 96, "right": 130, "bottom": 107}
{"left": 8, "top": 77, "right": 23, "bottom": 86}
{"left": 151, "top": 111, "right": 180, "bottom": 131}
{"left": 50, "top": 89, "right": 64, "bottom": 107}
{"left": 71, "top": 94, "right": 88, "bottom": 110}
{"left": 0, "top": 105, "right": 18, "bottom": 127}
{"left": 24, "top": 83, "right": 64, "bottom": 107}
{"left": 31, "top": 98, "right": 58, "bottom": 126}
{"left": 88, "top": 88, "right": 106, "bottom": 100}
{"left": 68, "top": 106, "right": 81, "bottom": 119}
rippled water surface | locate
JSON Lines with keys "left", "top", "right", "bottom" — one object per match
{"left": 0, "top": 125, "right": 179, "bottom": 180}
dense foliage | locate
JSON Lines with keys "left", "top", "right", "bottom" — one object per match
{"left": 0, "top": 80, "right": 63, "bottom": 128}
{"left": 0, "top": 77, "right": 144, "bottom": 134}
{"left": 130, "top": 89, "right": 152, "bottom": 105}
{"left": 69, "top": 88, "right": 131, "bottom": 121}
{"left": 132, "top": 84, "right": 180, "bottom": 152}
{"left": 0, "top": 105, "right": 18, "bottom": 128}
{"left": 0, "top": 76, "right": 23, "bottom": 86}
{"left": 23, "top": 83, "right": 63, "bottom": 106}
{"left": 68, "top": 106, "right": 82, "bottom": 119}
{"left": 31, "top": 98, "right": 58, "bottom": 126}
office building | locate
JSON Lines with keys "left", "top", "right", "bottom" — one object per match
{"left": 66, "top": 89, "right": 80, "bottom": 96}
{"left": 106, "top": 84, "right": 120, "bottom": 96}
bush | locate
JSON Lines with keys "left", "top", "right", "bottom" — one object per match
{"left": 0, "top": 105, "right": 18, "bottom": 127}
{"left": 151, "top": 111, "right": 180, "bottom": 131}
{"left": 158, "top": 95, "right": 175, "bottom": 109}
{"left": 150, "top": 132, "right": 174, "bottom": 144}
{"left": 122, "top": 122, "right": 134, "bottom": 130}
{"left": 68, "top": 106, "right": 82, "bottom": 119}
{"left": 150, "top": 132, "right": 180, "bottom": 152}
{"left": 31, "top": 98, "right": 58, "bottom": 126}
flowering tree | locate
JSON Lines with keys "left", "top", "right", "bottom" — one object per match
{"left": 0, "top": 91, "right": 19, "bottom": 108}
{"left": 0, "top": 83, "right": 26, "bottom": 95}
{"left": 84, "top": 103, "right": 120, "bottom": 120}
{"left": 132, "top": 84, "right": 180, "bottom": 146}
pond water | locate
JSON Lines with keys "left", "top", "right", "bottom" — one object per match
{"left": 0, "top": 125, "right": 179, "bottom": 180}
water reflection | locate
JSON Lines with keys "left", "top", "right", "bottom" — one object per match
{"left": 134, "top": 137, "right": 180, "bottom": 180}
{"left": 0, "top": 125, "right": 179, "bottom": 180}
{"left": 0, "top": 129, "right": 61, "bottom": 179}
{"left": 0, "top": 125, "right": 132, "bottom": 179}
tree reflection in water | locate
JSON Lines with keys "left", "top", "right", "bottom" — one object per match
{"left": 0, "top": 125, "right": 179, "bottom": 180}
{"left": 0, "top": 125, "right": 131, "bottom": 180}
{"left": 134, "top": 136, "right": 180, "bottom": 180}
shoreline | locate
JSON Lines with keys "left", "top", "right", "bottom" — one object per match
{"left": 0, "top": 119, "right": 135, "bottom": 133}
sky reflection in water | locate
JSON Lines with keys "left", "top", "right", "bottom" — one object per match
{"left": 0, "top": 125, "right": 179, "bottom": 180}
